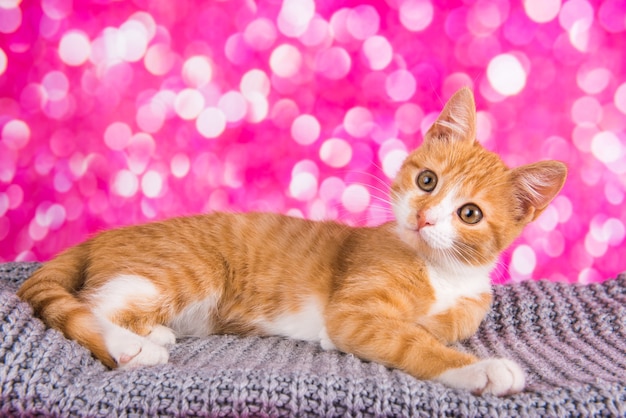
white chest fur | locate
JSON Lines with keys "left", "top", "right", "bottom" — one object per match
{"left": 426, "top": 263, "right": 493, "bottom": 315}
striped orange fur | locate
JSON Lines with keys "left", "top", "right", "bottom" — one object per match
{"left": 17, "top": 88, "right": 567, "bottom": 395}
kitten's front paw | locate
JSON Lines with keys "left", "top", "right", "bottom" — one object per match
{"left": 115, "top": 339, "right": 169, "bottom": 369}
{"left": 435, "top": 358, "right": 525, "bottom": 396}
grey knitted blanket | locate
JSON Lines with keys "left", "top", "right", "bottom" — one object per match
{"left": 1, "top": 262, "right": 625, "bottom": 417}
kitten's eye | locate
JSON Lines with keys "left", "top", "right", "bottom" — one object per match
{"left": 458, "top": 203, "right": 483, "bottom": 224}
{"left": 416, "top": 170, "right": 438, "bottom": 192}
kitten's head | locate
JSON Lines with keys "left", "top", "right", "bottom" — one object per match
{"left": 391, "top": 88, "right": 567, "bottom": 271}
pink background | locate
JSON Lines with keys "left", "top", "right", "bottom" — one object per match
{"left": 0, "top": 0, "right": 625, "bottom": 283}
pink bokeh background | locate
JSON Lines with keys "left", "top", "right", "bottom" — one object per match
{"left": 1, "top": 0, "right": 625, "bottom": 283}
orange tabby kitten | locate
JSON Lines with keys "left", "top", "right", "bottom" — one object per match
{"left": 18, "top": 88, "right": 567, "bottom": 396}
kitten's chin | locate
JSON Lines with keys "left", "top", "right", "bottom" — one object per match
{"left": 394, "top": 224, "right": 493, "bottom": 270}
{"left": 395, "top": 223, "right": 450, "bottom": 252}
{"left": 395, "top": 224, "right": 439, "bottom": 258}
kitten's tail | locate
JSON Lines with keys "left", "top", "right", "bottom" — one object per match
{"left": 16, "top": 245, "right": 116, "bottom": 368}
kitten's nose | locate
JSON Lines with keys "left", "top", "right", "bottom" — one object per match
{"left": 416, "top": 212, "right": 433, "bottom": 230}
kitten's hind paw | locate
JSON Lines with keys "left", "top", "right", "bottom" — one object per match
{"left": 435, "top": 358, "right": 525, "bottom": 396}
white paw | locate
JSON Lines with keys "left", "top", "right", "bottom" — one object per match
{"left": 99, "top": 318, "right": 170, "bottom": 369}
{"left": 319, "top": 327, "right": 336, "bottom": 350}
{"left": 146, "top": 325, "right": 177, "bottom": 346}
{"left": 117, "top": 339, "right": 169, "bottom": 369}
{"left": 435, "top": 358, "right": 525, "bottom": 396}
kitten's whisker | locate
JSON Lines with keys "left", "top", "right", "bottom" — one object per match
{"left": 340, "top": 169, "right": 392, "bottom": 190}
{"left": 349, "top": 182, "right": 393, "bottom": 201}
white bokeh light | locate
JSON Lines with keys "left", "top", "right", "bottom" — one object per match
{"left": 59, "top": 31, "right": 91, "bottom": 66}
{"left": 524, "top": 0, "right": 561, "bottom": 23}
{"left": 386, "top": 69, "right": 416, "bottom": 101}
{"left": 270, "top": 44, "right": 302, "bottom": 78}
{"left": 291, "top": 114, "right": 321, "bottom": 145}
{"left": 399, "top": 0, "right": 434, "bottom": 31}
{"left": 113, "top": 170, "right": 139, "bottom": 197}
{"left": 591, "top": 131, "right": 623, "bottom": 164}
{"left": 141, "top": 170, "right": 163, "bottom": 198}
{"left": 320, "top": 138, "right": 352, "bottom": 168}
{"left": 174, "top": 89, "right": 205, "bottom": 120}
{"left": 196, "top": 107, "right": 227, "bottom": 139}
{"left": 277, "top": 0, "right": 315, "bottom": 37}
{"left": 487, "top": 54, "right": 527, "bottom": 96}
{"left": 511, "top": 244, "right": 536, "bottom": 276}
{"left": 240, "top": 69, "right": 271, "bottom": 98}
{"left": 290, "top": 172, "right": 318, "bottom": 201}
{"left": 218, "top": 91, "right": 248, "bottom": 123}
{"left": 182, "top": 56, "right": 212, "bottom": 88}
{"left": 342, "top": 184, "right": 371, "bottom": 213}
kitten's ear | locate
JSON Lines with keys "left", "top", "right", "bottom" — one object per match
{"left": 510, "top": 161, "right": 568, "bottom": 222}
{"left": 427, "top": 87, "right": 477, "bottom": 142}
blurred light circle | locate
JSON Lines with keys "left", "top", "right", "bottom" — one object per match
{"left": 224, "top": 33, "right": 252, "bottom": 65}
{"left": 320, "top": 177, "right": 346, "bottom": 202}
{"left": 362, "top": 35, "right": 393, "bottom": 70}
{"left": 182, "top": 56, "right": 212, "bottom": 88}
{"left": 395, "top": 103, "right": 424, "bottom": 134}
{"left": 571, "top": 96, "right": 602, "bottom": 125}
{"left": 244, "top": 18, "right": 277, "bottom": 51}
{"left": 119, "top": 20, "right": 149, "bottom": 62}
{"left": 144, "top": 44, "right": 175, "bottom": 76}
{"left": 0, "top": 6, "right": 21, "bottom": 34}
{"left": 487, "top": 53, "right": 527, "bottom": 96}
{"left": 129, "top": 11, "right": 156, "bottom": 40}
{"left": 603, "top": 218, "right": 625, "bottom": 246}
{"left": 174, "top": 88, "right": 205, "bottom": 120}
{"left": 315, "top": 47, "right": 351, "bottom": 80}
{"left": 270, "top": 44, "right": 302, "bottom": 78}
{"left": 104, "top": 122, "right": 132, "bottom": 150}
{"left": 59, "top": 31, "right": 91, "bottom": 66}
{"left": 598, "top": 0, "right": 626, "bottom": 32}
{"left": 42, "top": 71, "right": 69, "bottom": 101}
{"left": 1, "top": 119, "right": 30, "bottom": 150}
{"left": 171, "top": 153, "right": 190, "bottom": 178}
{"left": 399, "top": 0, "right": 434, "bottom": 31}
{"left": 197, "top": 107, "right": 227, "bottom": 139}
{"left": 218, "top": 91, "right": 247, "bottom": 123}
{"left": 344, "top": 107, "right": 374, "bottom": 138}
{"left": 442, "top": 72, "right": 474, "bottom": 98}
{"left": 240, "top": 69, "right": 271, "bottom": 98}
{"left": 558, "top": 0, "right": 593, "bottom": 31}
{"left": 342, "top": 184, "right": 371, "bottom": 213}
{"left": 290, "top": 172, "right": 318, "bottom": 201}
{"left": 511, "top": 244, "right": 536, "bottom": 275}
{"left": 0, "top": 48, "right": 6, "bottom": 76}
{"left": 300, "top": 16, "right": 331, "bottom": 47}
{"left": 615, "top": 82, "right": 626, "bottom": 114}
{"left": 41, "top": 0, "right": 72, "bottom": 19}
{"left": 385, "top": 69, "right": 416, "bottom": 101}
{"left": 141, "top": 170, "right": 163, "bottom": 198}
{"left": 136, "top": 103, "right": 165, "bottom": 133}
{"left": 524, "top": 0, "right": 561, "bottom": 23}
{"left": 346, "top": 5, "right": 380, "bottom": 40}
{"left": 291, "top": 114, "right": 321, "bottom": 145}
{"left": 577, "top": 67, "right": 611, "bottom": 94}
{"left": 320, "top": 138, "right": 352, "bottom": 168}
{"left": 278, "top": 0, "right": 315, "bottom": 37}
{"left": 591, "top": 131, "right": 622, "bottom": 164}
{"left": 382, "top": 149, "right": 408, "bottom": 179}
{"left": 113, "top": 169, "right": 139, "bottom": 197}
{"left": 245, "top": 92, "right": 269, "bottom": 123}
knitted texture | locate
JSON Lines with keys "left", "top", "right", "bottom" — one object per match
{"left": 1, "top": 262, "right": 625, "bottom": 417}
